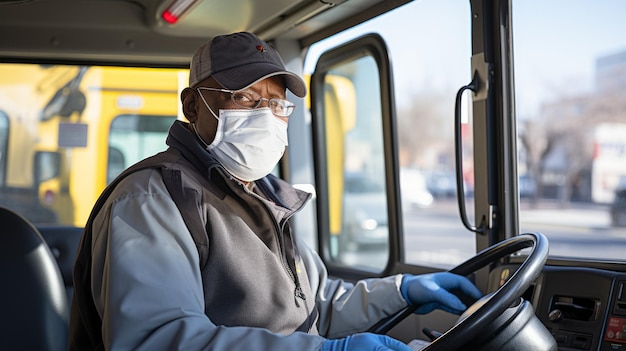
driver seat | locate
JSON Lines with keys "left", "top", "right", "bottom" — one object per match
{"left": 0, "top": 207, "right": 69, "bottom": 351}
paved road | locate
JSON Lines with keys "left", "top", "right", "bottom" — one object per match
{"left": 338, "top": 199, "right": 626, "bottom": 270}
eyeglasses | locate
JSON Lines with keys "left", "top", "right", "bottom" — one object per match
{"left": 197, "top": 87, "right": 296, "bottom": 117}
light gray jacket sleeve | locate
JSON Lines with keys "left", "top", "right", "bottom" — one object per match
{"left": 296, "top": 238, "right": 409, "bottom": 339}
{"left": 90, "top": 170, "right": 326, "bottom": 350}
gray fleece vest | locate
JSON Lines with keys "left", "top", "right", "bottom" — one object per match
{"left": 69, "top": 148, "right": 318, "bottom": 350}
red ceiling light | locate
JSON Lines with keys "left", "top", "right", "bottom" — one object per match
{"left": 161, "top": 0, "right": 202, "bottom": 24}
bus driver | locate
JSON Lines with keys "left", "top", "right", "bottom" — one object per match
{"left": 68, "top": 31, "right": 482, "bottom": 351}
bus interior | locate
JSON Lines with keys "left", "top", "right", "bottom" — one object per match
{"left": 1, "top": 0, "right": 626, "bottom": 350}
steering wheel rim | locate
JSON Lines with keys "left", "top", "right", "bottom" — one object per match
{"left": 369, "top": 232, "right": 549, "bottom": 351}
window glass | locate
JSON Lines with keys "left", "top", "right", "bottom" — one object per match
{"left": 0, "top": 64, "right": 182, "bottom": 226}
{"left": 306, "top": 0, "right": 474, "bottom": 270}
{"left": 108, "top": 114, "right": 176, "bottom": 184}
{"left": 324, "top": 56, "right": 390, "bottom": 270}
{"left": 0, "top": 112, "right": 7, "bottom": 186}
{"left": 513, "top": 0, "right": 626, "bottom": 260}
{"left": 34, "top": 151, "right": 61, "bottom": 184}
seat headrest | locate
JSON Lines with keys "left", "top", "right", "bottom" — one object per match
{"left": 0, "top": 207, "right": 69, "bottom": 351}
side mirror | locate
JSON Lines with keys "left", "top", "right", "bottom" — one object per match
{"left": 33, "top": 151, "right": 61, "bottom": 186}
{"left": 40, "top": 89, "right": 87, "bottom": 121}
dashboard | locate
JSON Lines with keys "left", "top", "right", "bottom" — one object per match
{"left": 489, "top": 265, "right": 626, "bottom": 351}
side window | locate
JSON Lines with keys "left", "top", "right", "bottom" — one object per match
{"left": 0, "top": 64, "right": 182, "bottom": 226}
{"left": 311, "top": 35, "right": 392, "bottom": 272}
{"left": 108, "top": 114, "right": 176, "bottom": 183}
{"left": 107, "top": 147, "right": 126, "bottom": 185}
{"left": 306, "top": 0, "right": 474, "bottom": 272}
{"left": 0, "top": 111, "right": 8, "bottom": 186}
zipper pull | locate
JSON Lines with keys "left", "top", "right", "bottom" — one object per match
{"left": 294, "top": 285, "right": 306, "bottom": 307}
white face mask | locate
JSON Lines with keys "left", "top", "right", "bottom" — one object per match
{"left": 193, "top": 107, "right": 288, "bottom": 182}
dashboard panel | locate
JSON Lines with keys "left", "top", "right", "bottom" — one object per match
{"left": 489, "top": 265, "right": 626, "bottom": 351}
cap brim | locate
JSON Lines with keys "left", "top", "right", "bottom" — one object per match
{"left": 213, "top": 63, "right": 307, "bottom": 98}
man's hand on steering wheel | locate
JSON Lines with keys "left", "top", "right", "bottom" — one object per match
{"left": 400, "top": 272, "right": 483, "bottom": 314}
{"left": 371, "top": 234, "right": 550, "bottom": 351}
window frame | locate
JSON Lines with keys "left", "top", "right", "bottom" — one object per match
{"left": 310, "top": 33, "right": 403, "bottom": 278}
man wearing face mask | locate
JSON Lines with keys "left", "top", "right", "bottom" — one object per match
{"left": 68, "top": 32, "right": 482, "bottom": 351}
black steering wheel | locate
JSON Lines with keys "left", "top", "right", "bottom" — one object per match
{"left": 369, "top": 232, "right": 549, "bottom": 351}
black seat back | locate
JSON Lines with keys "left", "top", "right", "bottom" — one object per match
{"left": 0, "top": 207, "right": 69, "bottom": 351}
{"left": 38, "top": 225, "right": 83, "bottom": 304}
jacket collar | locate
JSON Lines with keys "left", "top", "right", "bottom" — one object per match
{"left": 165, "top": 120, "right": 311, "bottom": 212}
{"left": 166, "top": 120, "right": 220, "bottom": 177}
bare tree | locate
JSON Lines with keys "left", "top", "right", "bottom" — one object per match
{"left": 519, "top": 117, "right": 563, "bottom": 206}
{"left": 521, "top": 91, "right": 626, "bottom": 206}
{"left": 396, "top": 92, "right": 454, "bottom": 170}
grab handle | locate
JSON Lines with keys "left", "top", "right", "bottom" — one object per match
{"left": 454, "top": 73, "right": 485, "bottom": 234}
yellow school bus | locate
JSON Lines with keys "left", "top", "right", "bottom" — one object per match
{"left": 0, "top": 65, "right": 183, "bottom": 226}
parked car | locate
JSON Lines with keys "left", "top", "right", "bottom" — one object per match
{"left": 423, "top": 170, "right": 474, "bottom": 199}
{"left": 424, "top": 171, "right": 457, "bottom": 198}
{"left": 519, "top": 174, "right": 537, "bottom": 198}
{"left": 341, "top": 173, "right": 389, "bottom": 250}
{"left": 610, "top": 176, "right": 626, "bottom": 227}
{"left": 400, "top": 168, "right": 435, "bottom": 209}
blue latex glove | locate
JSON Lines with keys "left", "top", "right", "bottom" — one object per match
{"left": 401, "top": 272, "right": 483, "bottom": 315}
{"left": 321, "top": 333, "right": 412, "bottom": 351}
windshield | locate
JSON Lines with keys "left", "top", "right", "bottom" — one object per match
{"left": 305, "top": 0, "right": 626, "bottom": 270}
{"left": 0, "top": 64, "right": 182, "bottom": 226}
{"left": 513, "top": 0, "right": 626, "bottom": 260}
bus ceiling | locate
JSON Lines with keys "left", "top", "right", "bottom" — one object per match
{"left": 0, "top": 0, "right": 410, "bottom": 64}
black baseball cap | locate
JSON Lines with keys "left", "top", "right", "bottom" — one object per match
{"left": 189, "top": 32, "right": 307, "bottom": 98}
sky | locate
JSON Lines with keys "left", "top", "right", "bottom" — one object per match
{"left": 303, "top": 0, "right": 626, "bottom": 117}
